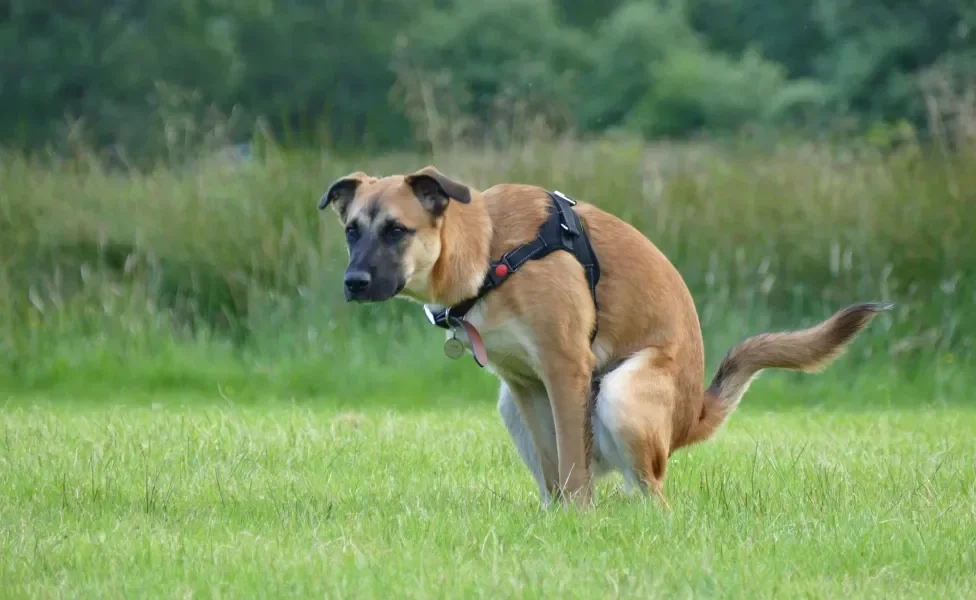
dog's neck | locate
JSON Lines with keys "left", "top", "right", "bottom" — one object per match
{"left": 427, "top": 194, "right": 493, "bottom": 306}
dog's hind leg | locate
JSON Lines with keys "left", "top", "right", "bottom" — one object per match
{"left": 593, "top": 348, "right": 676, "bottom": 509}
{"left": 497, "top": 381, "right": 558, "bottom": 506}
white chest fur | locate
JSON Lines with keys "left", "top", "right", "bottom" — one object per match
{"left": 425, "top": 302, "right": 541, "bottom": 383}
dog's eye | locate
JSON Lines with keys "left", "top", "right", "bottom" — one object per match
{"left": 344, "top": 223, "right": 360, "bottom": 241}
{"left": 384, "top": 224, "right": 408, "bottom": 241}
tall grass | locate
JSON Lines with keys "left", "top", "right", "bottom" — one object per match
{"left": 1, "top": 128, "right": 972, "bottom": 399}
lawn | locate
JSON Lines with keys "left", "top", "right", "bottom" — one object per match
{"left": 3, "top": 132, "right": 974, "bottom": 598}
{"left": 2, "top": 385, "right": 973, "bottom": 599}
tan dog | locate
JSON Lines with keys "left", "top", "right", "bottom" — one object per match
{"left": 318, "top": 166, "right": 888, "bottom": 508}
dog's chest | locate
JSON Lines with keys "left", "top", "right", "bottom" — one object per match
{"left": 453, "top": 307, "right": 541, "bottom": 382}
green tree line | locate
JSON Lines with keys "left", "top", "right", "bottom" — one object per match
{"left": 1, "top": 0, "right": 973, "bottom": 157}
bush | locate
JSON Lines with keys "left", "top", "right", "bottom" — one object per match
{"left": 632, "top": 48, "right": 818, "bottom": 136}
{"left": 0, "top": 0, "right": 973, "bottom": 154}
{"left": 576, "top": 2, "right": 821, "bottom": 137}
{"left": 0, "top": 0, "right": 423, "bottom": 160}
{"left": 392, "top": 0, "right": 590, "bottom": 141}
{"left": 573, "top": 1, "right": 699, "bottom": 133}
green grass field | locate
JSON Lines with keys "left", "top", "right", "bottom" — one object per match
{"left": 2, "top": 130, "right": 975, "bottom": 598}
{"left": 2, "top": 375, "right": 974, "bottom": 599}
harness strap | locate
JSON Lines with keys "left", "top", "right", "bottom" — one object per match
{"left": 426, "top": 190, "right": 602, "bottom": 343}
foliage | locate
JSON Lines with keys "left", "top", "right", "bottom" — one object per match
{"left": 1, "top": 0, "right": 973, "bottom": 155}
{"left": 393, "top": 0, "right": 589, "bottom": 138}
{"left": 686, "top": 0, "right": 976, "bottom": 129}
{"left": 573, "top": 1, "right": 699, "bottom": 133}
{"left": 0, "top": 0, "right": 422, "bottom": 158}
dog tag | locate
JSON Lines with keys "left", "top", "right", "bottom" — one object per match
{"left": 455, "top": 320, "right": 488, "bottom": 368}
{"left": 443, "top": 331, "right": 465, "bottom": 360}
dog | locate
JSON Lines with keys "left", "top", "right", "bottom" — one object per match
{"left": 318, "top": 166, "right": 888, "bottom": 508}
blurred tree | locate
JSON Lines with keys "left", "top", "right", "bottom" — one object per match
{"left": 684, "top": 0, "right": 826, "bottom": 78}
{"left": 552, "top": 0, "right": 625, "bottom": 29}
{"left": 232, "top": 0, "right": 419, "bottom": 150}
{"left": 0, "top": 0, "right": 241, "bottom": 154}
{"left": 393, "top": 0, "right": 590, "bottom": 137}
{"left": 574, "top": 1, "right": 700, "bottom": 132}
{"left": 0, "top": 0, "right": 973, "bottom": 155}
{"left": 812, "top": 0, "right": 974, "bottom": 126}
{"left": 685, "top": 0, "right": 975, "bottom": 129}
{"left": 576, "top": 1, "right": 826, "bottom": 137}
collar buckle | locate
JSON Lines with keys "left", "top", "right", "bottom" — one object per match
{"left": 423, "top": 304, "right": 453, "bottom": 329}
{"left": 552, "top": 190, "right": 576, "bottom": 206}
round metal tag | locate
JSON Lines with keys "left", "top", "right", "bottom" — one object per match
{"left": 443, "top": 337, "right": 465, "bottom": 360}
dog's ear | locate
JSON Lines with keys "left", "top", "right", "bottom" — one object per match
{"left": 318, "top": 172, "right": 370, "bottom": 218}
{"left": 404, "top": 166, "right": 472, "bottom": 216}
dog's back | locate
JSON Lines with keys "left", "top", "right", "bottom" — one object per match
{"left": 481, "top": 183, "right": 707, "bottom": 444}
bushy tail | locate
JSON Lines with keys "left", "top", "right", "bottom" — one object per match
{"left": 684, "top": 302, "right": 891, "bottom": 447}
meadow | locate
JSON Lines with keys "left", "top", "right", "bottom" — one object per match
{"left": 1, "top": 130, "right": 974, "bottom": 598}
{"left": 1, "top": 392, "right": 974, "bottom": 598}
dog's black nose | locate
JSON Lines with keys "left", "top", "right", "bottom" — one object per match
{"left": 344, "top": 270, "right": 371, "bottom": 294}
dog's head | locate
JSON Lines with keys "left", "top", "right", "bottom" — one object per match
{"left": 317, "top": 166, "right": 471, "bottom": 303}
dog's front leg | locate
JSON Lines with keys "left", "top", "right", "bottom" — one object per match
{"left": 543, "top": 354, "right": 596, "bottom": 508}
{"left": 499, "top": 381, "right": 560, "bottom": 506}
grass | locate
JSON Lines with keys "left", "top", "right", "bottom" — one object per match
{"left": 2, "top": 129, "right": 974, "bottom": 596}
{"left": 2, "top": 378, "right": 974, "bottom": 599}
{"left": 2, "top": 134, "right": 974, "bottom": 393}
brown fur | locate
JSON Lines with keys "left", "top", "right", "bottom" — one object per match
{"left": 680, "top": 302, "right": 891, "bottom": 448}
{"left": 319, "top": 166, "right": 889, "bottom": 509}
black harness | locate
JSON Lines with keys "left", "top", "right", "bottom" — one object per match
{"left": 425, "top": 190, "right": 602, "bottom": 342}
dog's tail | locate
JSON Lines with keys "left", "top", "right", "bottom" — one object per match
{"left": 683, "top": 302, "right": 890, "bottom": 447}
